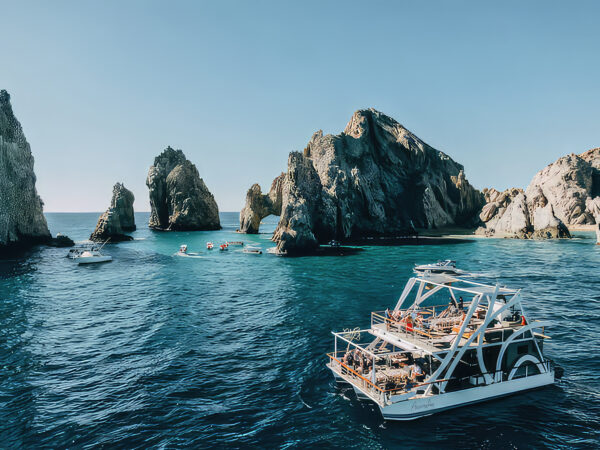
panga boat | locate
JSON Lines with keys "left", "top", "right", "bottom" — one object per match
{"left": 207, "top": 242, "right": 214, "bottom": 250}
{"left": 227, "top": 241, "right": 244, "bottom": 246}
{"left": 414, "top": 260, "right": 467, "bottom": 276}
{"left": 243, "top": 246, "right": 262, "bottom": 255}
{"left": 327, "top": 271, "right": 556, "bottom": 420}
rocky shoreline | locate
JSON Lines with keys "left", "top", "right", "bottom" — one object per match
{"left": 1, "top": 88, "right": 599, "bottom": 257}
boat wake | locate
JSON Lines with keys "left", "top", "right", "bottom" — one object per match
{"left": 173, "top": 253, "right": 203, "bottom": 258}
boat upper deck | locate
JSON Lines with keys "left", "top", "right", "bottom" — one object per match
{"left": 366, "top": 275, "right": 545, "bottom": 355}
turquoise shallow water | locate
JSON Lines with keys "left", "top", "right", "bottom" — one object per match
{"left": 1, "top": 212, "right": 599, "bottom": 448}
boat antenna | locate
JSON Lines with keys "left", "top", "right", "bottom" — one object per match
{"left": 98, "top": 237, "right": 111, "bottom": 251}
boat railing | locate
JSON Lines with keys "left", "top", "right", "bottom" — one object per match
{"left": 371, "top": 310, "right": 540, "bottom": 347}
{"left": 327, "top": 351, "right": 455, "bottom": 401}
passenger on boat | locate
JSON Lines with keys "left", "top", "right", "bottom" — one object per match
{"left": 343, "top": 350, "right": 354, "bottom": 367}
{"left": 410, "top": 363, "right": 424, "bottom": 382}
{"left": 449, "top": 296, "right": 459, "bottom": 309}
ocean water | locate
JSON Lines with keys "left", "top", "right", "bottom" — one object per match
{"left": 1, "top": 212, "right": 599, "bottom": 448}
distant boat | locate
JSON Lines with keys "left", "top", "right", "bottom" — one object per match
{"left": 175, "top": 244, "right": 201, "bottom": 257}
{"left": 266, "top": 247, "right": 286, "bottom": 256}
{"left": 414, "top": 260, "right": 466, "bottom": 276}
{"left": 207, "top": 242, "right": 214, "bottom": 250}
{"left": 226, "top": 241, "right": 244, "bottom": 246}
{"left": 219, "top": 243, "right": 228, "bottom": 251}
{"left": 243, "top": 246, "right": 262, "bottom": 255}
{"left": 74, "top": 239, "right": 112, "bottom": 265}
{"left": 67, "top": 243, "right": 94, "bottom": 259}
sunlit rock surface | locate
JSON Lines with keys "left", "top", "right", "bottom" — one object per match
{"left": 0, "top": 90, "right": 51, "bottom": 252}
{"left": 266, "top": 108, "right": 484, "bottom": 254}
{"left": 90, "top": 183, "right": 135, "bottom": 242}
{"left": 147, "top": 147, "right": 220, "bottom": 231}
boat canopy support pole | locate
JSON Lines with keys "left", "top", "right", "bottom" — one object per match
{"left": 424, "top": 293, "right": 483, "bottom": 394}
{"left": 394, "top": 278, "right": 416, "bottom": 311}
{"left": 438, "top": 289, "right": 529, "bottom": 392}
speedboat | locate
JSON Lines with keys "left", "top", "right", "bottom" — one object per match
{"left": 219, "top": 243, "right": 228, "bottom": 251}
{"left": 243, "top": 246, "right": 262, "bottom": 255}
{"left": 178, "top": 244, "right": 188, "bottom": 255}
{"left": 227, "top": 241, "right": 244, "bottom": 246}
{"left": 326, "top": 274, "right": 556, "bottom": 420}
{"left": 67, "top": 246, "right": 89, "bottom": 259}
{"left": 266, "top": 247, "right": 286, "bottom": 256}
{"left": 414, "top": 260, "right": 466, "bottom": 276}
{"left": 207, "top": 242, "right": 214, "bottom": 250}
{"left": 76, "top": 250, "right": 112, "bottom": 265}
{"left": 73, "top": 239, "right": 112, "bottom": 265}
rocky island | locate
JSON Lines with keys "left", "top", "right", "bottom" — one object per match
{"left": 90, "top": 182, "right": 136, "bottom": 242}
{"left": 242, "top": 108, "right": 485, "bottom": 254}
{"left": 147, "top": 147, "right": 220, "bottom": 231}
{"left": 477, "top": 148, "right": 600, "bottom": 238}
{"left": 0, "top": 89, "right": 53, "bottom": 252}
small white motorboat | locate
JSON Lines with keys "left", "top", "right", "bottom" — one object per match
{"left": 243, "top": 246, "right": 262, "bottom": 255}
{"left": 266, "top": 247, "right": 286, "bottom": 256}
{"left": 175, "top": 244, "right": 202, "bottom": 258}
{"left": 77, "top": 250, "right": 112, "bottom": 265}
{"left": 207, "top": 242, "right": 214, "bottom": 250}
{"left": 414, "top": 260, "right": 466, "bottom": 276}
{"left": 226, "top": 241, "right": 244, "bottom": 246}
{"left": 219, "top": 243, "right": 228, "bottom": 251}
{"left": 74, "top": 239, "right": 112, "bottom": 265}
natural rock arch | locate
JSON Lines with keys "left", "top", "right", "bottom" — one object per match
{"left": 239, "top": 173, "right": 284, "bottom": 233}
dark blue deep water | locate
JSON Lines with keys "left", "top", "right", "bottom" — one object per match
{"left": 1, "top": 212, "right": 599, "bottom": 448}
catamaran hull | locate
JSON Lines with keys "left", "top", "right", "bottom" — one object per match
{"left": 380, "top": 371, "right": 554, "bottom": 420}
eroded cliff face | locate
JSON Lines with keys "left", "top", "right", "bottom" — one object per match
{"left": 239, "top": 173, "right": 284, "bottom": 233}
{"left": 0, "top": 90, "right": 51, "bottom": 251}
{"left": 268, "top": 109, "right": 484, "bottom": 253}
{"left": 90, "top": 183, "right": 135, "bottom": 242}
{"left": 146, "top": 147, "right": 220, "bottom": 231}
{"left": 477, "top": 148, "right": 600, "bottom": 238}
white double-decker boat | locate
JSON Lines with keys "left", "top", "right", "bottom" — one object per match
{"left": 327, "top": 271, "right": 555, "bottom": 420}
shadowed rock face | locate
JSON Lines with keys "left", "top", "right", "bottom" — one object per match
{"left": 477, "top": 148, "right": 600, "bottom": 238}
{"left": 265, "top": 108, "right": 484, "bottom": 254}
{"left": 239, "top": 173, "right": 284, "bottom": 233}
{"left": 90, "top": 183, "right": 135, "bottom": 242}
{"left": 0, "top": 90, "right": 51, "bottom": 251}
{"left": 147, "top": 147, "right": 220, "bottom": 231}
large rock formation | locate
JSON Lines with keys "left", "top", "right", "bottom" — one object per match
{"left": 0, "top": 90, "right": 51, "bottom": 251}
{"left": 239, "top": 173, "right": 284, "bottom": 233}
{"left": 258, "top": 108, "right": 484, "bottom": 254}
{"left": 90, "top": 183, "right": 135, "bottom": 242}
{"left": 147, "top": 147, "right": 220, "bottom": 231}
{"left": 475, "top": 187, "right": 570, "bottom": 238}
{"left": 477, "top": 148, "right": 600, "bottom": 238}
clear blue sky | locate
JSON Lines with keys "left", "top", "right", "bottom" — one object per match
{"left": 2, "top": 1, "right": 598, "bottom": 212}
